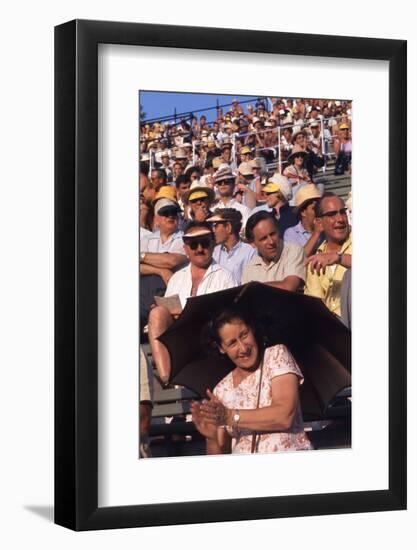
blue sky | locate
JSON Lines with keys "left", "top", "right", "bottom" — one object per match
{"left": 139, "top": 91, "right": 269, "bottom": 125}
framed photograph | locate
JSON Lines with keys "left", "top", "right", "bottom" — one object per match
{"left": 55, "top": 19, "right": 406, "bottom": 531}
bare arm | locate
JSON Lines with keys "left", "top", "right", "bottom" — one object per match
{"left": 306, "top": 252, "right": 352, "bottom": 275}
{"left": 141, "top": 252, "right": 188, "bottom": 270}
{"left": 266, "top": 275, "right": 303, "bottom": 292}
{"left": 139, "top": 263, "right": 173, "bottom": 285}
{"left": 303, "top": 231, "right": 323, "bottom": 258}
{"left": 201, "top": 375, "right": 300, "bottom": 432}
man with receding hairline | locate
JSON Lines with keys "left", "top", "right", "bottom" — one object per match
{"left": 304, "top": 193, "right": 352, "bottom": 318}
{"left": 242, "top": 211, "right": 305, "bottom": 292}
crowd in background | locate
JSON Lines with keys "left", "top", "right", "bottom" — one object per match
{"left": 138, "top": 96, "right": 352, "bottom": 458}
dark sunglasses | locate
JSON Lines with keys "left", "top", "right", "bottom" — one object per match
{"left": 319, "top": 207, "right": 348, "bottom": 218}
{"left": 183, "top": 237, "right": 213, "bottom": 250}
{"left": 211, "top": 221, "right": 229, "bottom": 228}
{"left": 189, "top": 197, "right": 208, "bottom": 204}
{"left": 216, "top": 179, "right": 235, "bottom": 186}
{"left": 158, "top": 208, "right": 179, "bottom": 218}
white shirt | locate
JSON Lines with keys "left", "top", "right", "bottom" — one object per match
{"left": 141, "top": 230, "right": 185, "bottom": 255}
{"left": 165, "top": 260, "right": 238, "bottom": 309}
{"left": 213, "top": 198, "right": 252, "bottom": 228}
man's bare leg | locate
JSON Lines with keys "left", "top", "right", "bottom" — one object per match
{"left": 148, "top": 305, "right": 174, "bottom": 383}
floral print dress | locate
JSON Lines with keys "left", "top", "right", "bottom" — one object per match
{"left": 214, "top": 344, "right": 313, "bottom": 454}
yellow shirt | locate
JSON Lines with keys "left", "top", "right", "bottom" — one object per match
{"left": 304, "top": 236, "right": 352, "bottom": 317}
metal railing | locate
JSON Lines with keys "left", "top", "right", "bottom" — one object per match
{"left": 142, "top": 115, "right": 351, "bottom": 175}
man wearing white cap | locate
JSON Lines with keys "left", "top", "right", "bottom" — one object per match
{"left": 147, "top": 221, "right": 237, "bottom": 383}
{"left": 250, "top": 173, "right": 297, "bottom": 237}
{"left": 212, "top": 166, "right": 252, "bottom": 228}
{"left": 140, "top": 197, "right": 188, "bottom": 326}
{"left": 284, "top": 184, "right": 323, "bottom": 257}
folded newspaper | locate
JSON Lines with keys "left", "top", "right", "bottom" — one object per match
{"left": 154, "top": 294, "right": 182, "bottom": 315}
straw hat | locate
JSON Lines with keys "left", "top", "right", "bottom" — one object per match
{"left": 249, "top": 158, "right": 262, "bottom": 169}
{"left": 339, "top": 123, "right": 350, "bottom": 130}
{"left": 288, "top": 144, "right": 308, "bottom": 162}
{"left": 238, "top": 162, "right": 253, "bottom": 176}
{"left": 182, "top": 180, "right": 215, "bottom": 204}
{"left": 212, "top": 156, "right": 223, "bottom": 169}
{"left": 240, "top": 145, "right": 252, "bottom": 155}
{"left": 221, "top": 140, "right": 233, "bottom": 150}
{"left": 214, "top": 166, "right": 236, "bottom": 183}
{"left": 293, "top": 184, "right": 322, "bottom": 211}
{"left": 175, "top": 148, "right": 188, "bottom": 159}
{"left": 291, "top": 129, "right": 307, "bottom": 144}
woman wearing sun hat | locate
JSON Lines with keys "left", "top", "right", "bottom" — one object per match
{"left": 333, "top": 123, "right": 352, "bottom": 175}
{"left": 283, "top": 144, "right": 312, "bottom": 202}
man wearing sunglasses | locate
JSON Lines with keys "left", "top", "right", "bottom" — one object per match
{"left": 147, "top": 222, "right": 237, "bottom": 384}
{"left": 207, "top": 208, "right": 256, "bottom": 285}
{"left": 304, "top": 193, "right": 352, "bottom": 318}
{"left": 212, "top": 166, "right": 251, "bottom": 229}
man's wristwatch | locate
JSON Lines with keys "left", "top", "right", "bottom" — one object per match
{"left": 140, "top": 252, "right": 146, "bottom": 263}
{"left": 336, "top": 251, "right": 343, "bottom": 264}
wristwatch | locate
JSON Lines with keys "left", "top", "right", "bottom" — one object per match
{"left": 336, "top": 251, "right": 343, "bottom": 264}
{"left": 140, "top": 252, "right": 146, "bottom": 263}
{"left": 232, "top": 410, "right": 240, "bottom": 435}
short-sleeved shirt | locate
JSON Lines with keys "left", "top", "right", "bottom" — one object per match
{"left": 141, "top": 230, "right": 185, "bottom": 255}
{"left": 241, "top": 241, "right": 306, "bottom": 284}
{"left": 214, "top": 344, "right": 313, "bottom": 454}
{"left": 304, "top": 235, "right": 352, "bottom": 317}
{"left": 248, "top": 203, "right": 298, "bottom": 237}
{"left": 165, "top": 260, "right": 237, "bottom": 309}
{"left": 212, "top": 240, "right": 256, "bottom": 284}
{"left": 213, "top": 199, "right": 252, "bottom": 228}
{"left": 284, "top": 221, "right": 312, "bottom": 248}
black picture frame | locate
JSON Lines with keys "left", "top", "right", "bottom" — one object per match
{"left": 55, "top": 19, "right": 407, "bottom": 531}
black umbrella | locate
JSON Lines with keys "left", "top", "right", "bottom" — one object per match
{"left": 158, "top": 282, "right": 351, "bottom": 417}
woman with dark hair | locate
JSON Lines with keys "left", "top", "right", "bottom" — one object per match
{"left": 191, "top": 308, "right": 313, "bottom": 454}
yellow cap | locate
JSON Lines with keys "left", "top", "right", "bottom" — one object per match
{"left": 263, "top": 182, "right": 280, "bottom": 193}
{"left": 153, "top": 185, "right": 177, "bottom": 203}
{"left": 188, "top": 190, "right": 209, "bottom": 201}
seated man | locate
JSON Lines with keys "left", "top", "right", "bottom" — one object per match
{"left": 207, "top": 208, "right": 256, "bottom": 284}
{"left": 140, "top": 197, "right": 188, "bottom": 327}
{"left": 182, "top": 181, "right": 216, "bottom": 223}
{"left": 212, "top": 166, "right": 252, "bottom": 229}
{"left": 242, "top": 211, "right": 305, "bottom": 292}
{"left": 148, "top": 222, "right": 237, "bottom": 383}
{"left": 284, "top": 184, "right": 323, "bottom": 257}
{"left": 304, "top": 193, "right": 352, "bottom": 318}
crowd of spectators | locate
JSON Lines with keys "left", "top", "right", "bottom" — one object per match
{"left": 139, "top": 96, "right": 352, "bottom": 458}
